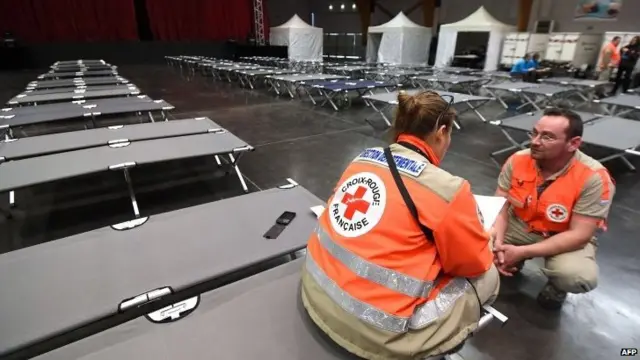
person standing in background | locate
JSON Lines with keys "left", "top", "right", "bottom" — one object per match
{"left": 597, "top": 36, "right": 621, "bottom": 82}
{"left": 610, "top": 36, "right": 640, "bottom": 95}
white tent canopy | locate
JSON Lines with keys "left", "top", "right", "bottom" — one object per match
{"left": 269, "top": 14, "right": 323, "bottom": 62}
{"left": 435, "top": 6, "right": 516, "bottom": 71}
{"left": 366, "top": 12, "right": 432, "bottom": 65}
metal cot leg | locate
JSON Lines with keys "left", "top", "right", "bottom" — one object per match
{"left": 367, "top": 101, "right": 392, "bottom": 127}
{"left": 228, "top": 153, "right": 249, "bottom": 193}
{"left": 123, "top": 168, "right": 140, "bottom": 218}
{"left": 486, "top": 88, "right": 508, "bottom": 109}
{"left": 489, "top": 126, "right": 530, "bottom": 166}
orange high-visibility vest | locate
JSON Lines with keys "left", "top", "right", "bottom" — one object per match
{"left": 305, "top": 135, "right": 493, "bottom": 333}
{"left": 600, "top": 42, "right": 621, "bottom": 69}
{"left": 507, "top": 152, "right": 612, "bottom": 234}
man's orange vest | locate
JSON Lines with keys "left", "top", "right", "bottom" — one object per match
{"left": 506, "top": 153, "right": 612, "bottom": 234}
{"left": 305, "top": 136, "right": 492, "bottom": 333}
{"left": 600, "top": 42, "right": 621, "bottom": 69}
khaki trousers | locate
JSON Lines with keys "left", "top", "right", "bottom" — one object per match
{"left": 471, "top": 264, "right": 500, "bottom": 305}
{"left": 597, "top": 68, "right": 612, "bottom": 81}
{"left": 503, "top": 214, "right": 598, "bottom": 293}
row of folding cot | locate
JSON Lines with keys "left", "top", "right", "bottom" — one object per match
{"left": 479, "top": 73, "right": 640, "bottom": 171}
{"left": 0, "top": 57, "right": 332, "bottom": 360}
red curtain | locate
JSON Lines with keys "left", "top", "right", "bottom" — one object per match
{"left": 146, "top": 0, "right": 254, "bottom": 41}
{"left": 0, "top": 0, "right": 138, "bottom": 43}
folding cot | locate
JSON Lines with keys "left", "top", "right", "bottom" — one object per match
{"left": 438, "top": 66, "right": 477, "bottom": 75}
{"left": 193, "top": 58, "right": 228, "bottom": 79}
{"left": 265, "top": 73, "right": 348, "bottom": 98}
{"left": 413, "top": 74, "right": 489, "bottom": 95}
{"left": 516, "top": 85, "right": 579, "bottom": 111}
{"left": 593, "top": 93, "right": 640, "bottom": 117}
{"left": 7, "top": 85, "right": 141, "bottom": 106}
{"left": 579, "top": 116, "right": 640, "bottom": 171}
{"left": 50, "top": 63, "right": 116, "bottom": 72}
{"left": 0, "top": 96, "right": 174, "bottom": 139}
{"left": 165, "top": 55, "right": 180, "bottom": 67}
{"left": 325, "top": 65, "right": 373, "bottom": 77}
{"left": 489, "top": 110, "right": 601, "bottom": 164}
{"left": 168, "top": 56, "right": 199, "bottom": 78}
{"left": 482, "top": 81, "right": 538, "bottom": 109}
{"left": 540, "top": 77, "right": 610, "bottom": 105}
{"left": 37, "top": 69, "right": 119, "bottom": 80}
{"left": 26, "top": 76, "right": 130, "bottom": 90}
{"left": 242, "top": 56, "right": 289, "bottom": 68}
{"left": 487, "top": 111, "right": 640, "bottom": 171}
{"left": 33, "top": 258, "right": 508, "bottom": 360}
{"left": 388, "top": 63, "right": 431, "bottom": 70}
{"left": 471, "top": 70, "right": 511, "bottom": 82}
{"left": 235, "top": 68, "right": 298, "bottom": 89}
{"left": 0, "top": 117, "right": 221, "bottom": 161}
{"left": 19, "top": 84, "right": 136, "bottom": 96}
{"left": 0, "top": 117, "right": 253, "bottom": 214}
{"left": 0, "top": 181, "right": 323, "bottom": 359}
{"left": 178, "top": 58, "right": 219, "bottom": 79}
{"left": 308, "top": 79, "right": 398, "bottom": 111}
{"left": 53, "top": 59, "right": 106, "bottom": 66}
{"left": 290, "top": 59, "right": 323, "bottom": 73}
{"left": 206, "top": 63, "right": 263, "bottom": 82}
{"left": 363, "top": 89, "right": 493, "bottom": 129}
{"left": 365, "top": 69, "right": 431, "bottom": 85}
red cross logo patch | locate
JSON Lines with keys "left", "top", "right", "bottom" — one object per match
{"left": 329, "top": 172, "right": 387, "bottom": 238}
{"left": 546, "top": 204, "right": 569, "bottom": 223}
{"left": 341, "top": 186, "right": 371, "bottom": 220}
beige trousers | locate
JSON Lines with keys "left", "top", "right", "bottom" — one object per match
{"left": 597, "top": 68, "right": 612, "bottom": 81}
{"left": 503, "top": 214, "right": 598, "bottom": 294}
{"left": 471, "top": 264, "right": 500, "bottom": 305}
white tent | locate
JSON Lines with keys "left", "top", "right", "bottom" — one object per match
{"left": 435, "top": 6, "right": 516, "bottom": 71}
{"left": 366, "top": 12, "right": 432, "bottom": 65}
{"left": 269, "top": 14, "right": 323, "bottom": 62}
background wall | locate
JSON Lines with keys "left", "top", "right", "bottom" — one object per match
{"left": 530, "top": 0, "right": 640, "bottom": 33}
{"left": 271, "top": 0, "right": 519, "bottom": 33}
{"left": 267, "top": 0, "right": 640, "bottom": 34}
{"left": 267, "top": 0, "right": 312, "bottom": 28}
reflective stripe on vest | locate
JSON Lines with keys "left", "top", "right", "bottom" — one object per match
{"left": 315, "top": 226, "right": 434, "bottom": 298}
{"left": 308, "top": 227, "right": 471, "bottom": 333}
{"left": 305, "top": 254, "right": 470, "bottom": 333}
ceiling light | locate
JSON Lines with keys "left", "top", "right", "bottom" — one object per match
{"left": 329, "top": 4, "right": 333, "bottom": 10}
{"left": 352, "top": 3, "right": 357, "bottom": 9}
{"left": 341, "top": 4, "right": 345, "bottom": 10}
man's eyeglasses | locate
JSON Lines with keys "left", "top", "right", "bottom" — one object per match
{"left": 527, "top": 131, "right": 558, "bottom": 143}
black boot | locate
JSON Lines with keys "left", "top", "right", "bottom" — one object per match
{"left": 536, "top": 281, "right": 567, "bottom": 311}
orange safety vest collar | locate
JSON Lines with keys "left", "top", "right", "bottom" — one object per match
{"left": 396, "top": 134, "right": 441, "bottom": 167}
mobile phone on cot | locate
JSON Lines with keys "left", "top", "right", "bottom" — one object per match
{"left": 276, "top": 211, "right": 296, "bottom": 225}
{"left": 263, "top": 211, "right": 297, "bottom": 239}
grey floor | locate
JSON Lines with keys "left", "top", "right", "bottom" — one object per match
{"left": 1, "top": 65, "right": 639, "bottom": 359}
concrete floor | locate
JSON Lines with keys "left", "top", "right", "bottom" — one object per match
{"left": 1, "top": 65, "right": 639, "bottom": 359}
